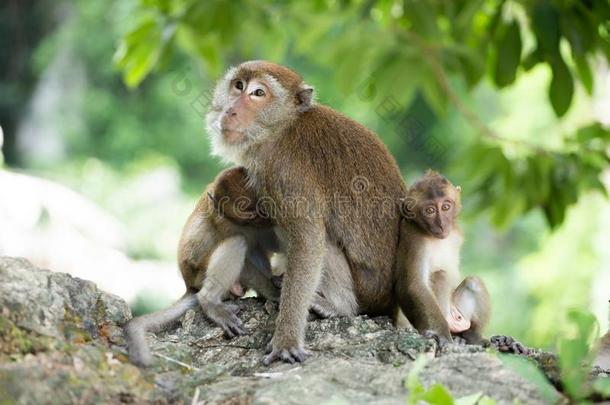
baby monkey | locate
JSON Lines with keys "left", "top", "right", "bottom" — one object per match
{"left": 125, "top": 167, "right": 280, "bottom": 366}
{"left": 396, "top": 170, "right": 490, "bottom": 345}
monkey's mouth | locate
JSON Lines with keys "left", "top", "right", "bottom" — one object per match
{"left": 221, "top": 128, "right": 247, "bottom": 144}
{"left": 431, "top": 229, "right": 449, "bottom": 239}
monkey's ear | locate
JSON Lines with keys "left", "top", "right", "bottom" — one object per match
{"left": 456, "top": 186, "right": 462, "bottom": 192}
{"left": 296, "top": 85, "right": 314, "bottom": 112}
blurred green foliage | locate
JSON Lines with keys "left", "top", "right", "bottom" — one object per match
{"left": 1, "top": 0, "right": 609, "bottom": 350}
{"left": 555, "top": 308, "right": 610, "bottom": 402}
{"left": 405, "top": 355, "right": 496, "bottom": 404}
{"left": 115, "top": 0, "right": 610, "bottom": 229}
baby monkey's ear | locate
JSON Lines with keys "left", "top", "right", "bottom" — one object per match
{"left": 456, "top": 186, "right": 461, "bottom": 192}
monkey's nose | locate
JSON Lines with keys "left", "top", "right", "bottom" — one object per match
{"left": 225, "top": 107, "right": 237, "bottom": 117}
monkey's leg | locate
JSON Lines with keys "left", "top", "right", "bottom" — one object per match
{"left": 124, "top": 293, "right": 198, "bottom": 367}
{"left": 197, "top": 236, "right": 249, "bottom": 338}
{"left": 309, "top": 294, "right": 340, "bottom": 319}
{"left": 240, "top": 251, "right": 281, "bottom": 302}
{"left": 312, "top": 242, "right": 359, "bottom": 318}
{"left": 263, "top": 219, "right": 326, "bottom": 366}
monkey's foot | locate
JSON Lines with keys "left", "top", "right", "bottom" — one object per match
{"left": 202, "top": 302, "right": 246, "bottom": 338}
{"left": 423, "top": 330, "right": 452, "bottom": 346}
{"left": 263, "top": 345, "right": 310, "bottom": 366}
{"left": 452, "top": 335, "right": 468, "bottom": 345}
{"left": 490, "top": 335, "right": 529, "bottom": 355}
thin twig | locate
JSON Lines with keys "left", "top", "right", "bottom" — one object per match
{"left": 191, "top": 387, "right": 201, "bottom": 405}
{"left": 395, "top": 29, "right": 548, "bottom": 153}
{"left": 153, "top": 352, "right": 201, "bottom": 371}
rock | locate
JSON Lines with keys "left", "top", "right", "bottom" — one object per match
{"left": 0, "top": 256, "right": 564, "bottom": 404}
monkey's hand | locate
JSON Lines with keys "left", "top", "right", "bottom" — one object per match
{"left": 490, "top": 335, "right": 529, "bottom": 355}
{"left": 262, "top": 335, "right": 310, "bottom": 366}
{"left": 201, "top": 302, "right": 246, "bottom": 338}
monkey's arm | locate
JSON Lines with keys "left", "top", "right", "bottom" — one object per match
{"left": 263, "top": 216, "right": 326, "bottom": 365}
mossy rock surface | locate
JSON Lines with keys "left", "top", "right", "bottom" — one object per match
{"left": 0, "top": 257, "right": 564, "bottom": 404}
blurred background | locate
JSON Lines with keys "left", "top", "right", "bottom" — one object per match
{"left": 1, "top": 0, "right": 609, "bottom": 351}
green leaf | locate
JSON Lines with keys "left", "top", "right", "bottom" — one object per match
{"left": 499, "top": 355, "right": 557, "bottom": 404}
{"left": 454, "top": 392, "right": 484, "bottom": 405}
{"left": 574, "top": 55, "right": 593, "bottom": 95}
{"left": 575, "top": 124, "right": 610, "bottom": 143}
{"left": 549, "top": 56, "right": 574, "bottom": 117}
{"left": 532, "top": 1, "right": 561, "bottom": 57}
{"left": 404, "top": 0, "right": 439, "bottom": 37}
{"left": 558, "top": 309, "right": 600, "bottom": 400}
{"left": 477, "top": 397, "right": 497, "bottom": 405}
{"left": 522, "top": 47, "right": 543, "bottom": 71}
{"left": 493, "top": 21, "right": 522, "bottom": 87}
{"left": 593, "top": 377, "right": 610, "bottom": 396}
{"left": 406, "top": 355, "right": 429, "bottom": 392}
{"left": 421, "top": 384, "right": 454, "bottom": 405}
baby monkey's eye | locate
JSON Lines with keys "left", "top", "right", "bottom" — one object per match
{"left": 441, "top": 203, "right": 451, "bottom": 211}
{"left": 253, "top": 89, "right": 265, "bottom": 97}
{"left": 425, "top": 207, "right": 436, "bottom": 215}
{"left": 235, "top": 81, "right": 244, "bottom": 90}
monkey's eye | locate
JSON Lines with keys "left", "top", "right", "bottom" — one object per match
{"left": 235, "top": 81, "right": 244, "bottom": 91}
{"left": 253, "top": 89, "right": 265, "bottom": 97}
{"left": 424, "top": 206, "right": 436, "bottom": 216}
{"left": 441, "top": 203, "right": 451, "bottom": 211}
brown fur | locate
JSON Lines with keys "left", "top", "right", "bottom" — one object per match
{"left": 207, "top": 61, "right": 407, "bottom": 364}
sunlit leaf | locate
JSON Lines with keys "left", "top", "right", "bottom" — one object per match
{"left": 421, "top": 384, "right": 454, "bottom": 405}
{"left": 454, "top": 392, "right": 484, "bottom": 405}
{"left": 499, "top": 354, "right": 557, "bottom": 404}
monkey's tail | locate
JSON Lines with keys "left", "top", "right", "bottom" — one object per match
{"left": 124, "top": 293, "right": 198, "bottom": 367}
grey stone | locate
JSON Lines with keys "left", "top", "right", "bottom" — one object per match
{"left": 0, "top": 257, "right": 564, "bottom": 404}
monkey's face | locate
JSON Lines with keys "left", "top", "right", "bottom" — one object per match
{"left": 206, "top": 61, "right": 314, "bottom": 164}
{"left": 415, "top": 197, "right": 457, "bottom": 239}
{"left": 407, "top": 171, "right": 461, "bottom": 239}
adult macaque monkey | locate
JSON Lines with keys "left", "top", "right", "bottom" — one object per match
{"left": 125, "top": 166, "right": 358, "bottom": 366}
{"left": 396, "top": 171, "right": 491, "bottom": 345}
{"left": 125, "top": 167, "right": 281, "bottom": 367}
{"left": 206, "top": 61, "right": 407, "bottom": 365}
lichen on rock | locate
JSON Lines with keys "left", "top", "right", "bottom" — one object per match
{"left": 0, "top": 256, "right": 563, "bottom": 404}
